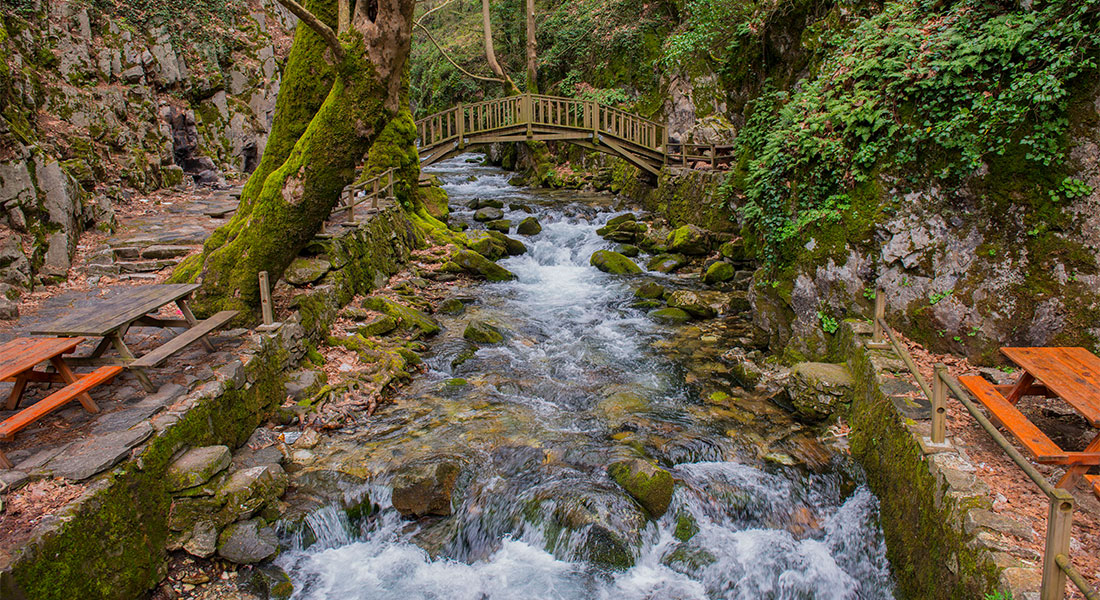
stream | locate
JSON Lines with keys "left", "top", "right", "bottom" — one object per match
{"left": 275, "top": 155, "right": 896, "bottom": 599}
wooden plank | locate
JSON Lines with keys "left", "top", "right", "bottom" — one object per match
{"left": 1001, "top": 347, "right": 1100, "bottom": 426}
{"left": 1086, "top": 474, "right": 1100, "bottom": 500}
{"left": 30, "top": 284, "right": 200, "bottom": 337}
{"left": 959, "top": 375, "right": 1068, "bottom": 461}
{"left": 130, "top": 310, "right": 238, "bottom": 368}
{"left": 0, "top": 366, "right": 122, "bottom": 442}
{"left": 0, "top": 337, "right": 85, "bottom": 381}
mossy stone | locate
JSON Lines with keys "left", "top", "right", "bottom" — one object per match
{"left": 362, "top": 296, "right": 441, "bottom": 336}
{"left": 608, "top": 458, "right": 674, "bottom": 518}
{"left": 718, "top": 239, "right": 750, "bottom": 262}
{"left": 487, "top": 231, "right": 527, "bottom": 256}
{"left": 649, "top": 307, "right": 691, "bottom": 324}
{"left": 468, "top": 235, "right": 508, "bottom": 260}
{"left": 634, "top": 282, "right": 665, "bottom": 299}
{"left": 647, "top": 253, "right": 688, "bottom": 273}
{"left": 616, "top": 244, "right": 640, "bottom": 257}
{"left": 284, "top": 257, "right": 332, "bottom": 286}
{"left": 358, "top": 314, "right": 397, "bottom": 337}
{"left": 674, "top": 512, "right": 699, "bottom": 542}
{"left": 606, "top": 213, "right": 637, "bottom": 227}
{"left": 438, "top": 298, "right": 466, "bottom": 315}
{"left": 703, "top": 261, "right": 735, "bottom": 285}
{"left": 474, "top": 207, "right": 504, "bottom": 222}
{"left": 517, "top": 216, "right": 542, "bottom": 235}
{"left": 666, "top": 225, "right": 710, "bottom": 255}
{"left": 486, "top": 219, "right": 511, "bottom": 233}
{"left": 166, "top": 446, "right": 231, "bottom": 492}
{"left": 667, "top": 290, "right": 717, "bottom": 319}
{"left": 463, "top": 320, "right": 504, "bottom": 344}
{"left": 451, "top": 250, "right": 517, "bottom": 282}
{"left": 590, "top": 250, "right": 643, "bottom": 275}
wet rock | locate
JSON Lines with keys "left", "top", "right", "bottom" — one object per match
{"left": 246, "top": 564, "right": 295, "bottom": 600}
{"left": 487, "top": 231, "right": 527, "bottom": 255}
{"left": 358, "top": 314, "right": 398, "bottom": 337}
{"left": 167, "top": 446, "right": 232, "bottom": 492}
{"left": 635, "top": 282, "right": 665, "bottom": 299}
{"left": 615, "top": 244, "right": 640, "bottom": 258}
{"left": 590, "top": 250, "right": 642, "bottom": 275}
{"left": 438, "top": 298, "right": 466, "bottom": 315}
{"left": 509, "top": 203, "right": 533, "bottom": 213}
{"left": 703, "top": 261, "right": 735, "bottom": 285}
{"left": 517, "top": 216, "right": 542, "bottom": 235}
{"left": 391, "top": 461, "right": 462, "bottom": 518}
{"left": 285, "top": 370, "right": 320, "bottom": 402}
{"left": 217, "top": 518, "right": 279, "bottom": 564}
{"left": 787, "top": 362, "right": 854, "bottom": 421}
{"left": 718, "top": 239, "right": 750, "bottom": 262}
{"left": 649, "top": 307, "right": 691, "bottom": 324}
{"left": 362, "top": 296, "right": 441, "bottom": 337}
{"left": 486, "top": 219, "right": 511, "bottom": 233}
{"left": 468, "top": 234, "right": 508, "bottom": 260}
{"left": 608, "top": 458, "right": 674, "bottom": 518}
{"left": 646, "top": 253, "right": 689, "bottom": 273}
{"left": 579, "top": 525, "right": 634, "bottom": 570}
{"left": 666, "top": 225, "right": 710, "bottom": 255}
{"left": 597, "top": 214, "right": 645, "bottom": 243}
{"left": 469, "top": 198, "right": 504, "bottom": 210}
{"left": 450, "top": 249, "right": 517, "bottom": 282}
{"left": 464, "top": 320, "right": 504, "bottom": 344}
{"left": 597, "top": 390, "right": 648, "bottom": 428}
{"left": 217, "top": 464, "right": 289, "bottom": 522}
{"left": 284, "top": 257, "right": 331, "bottom": 286}
{"left": 474, "top": 207, "right": 504, "bottom": 222}
{"left": 727, "top": 291, "right": 752, "bottom": 313}
{"left": 183, "top": 520, "right": 218, "bottom": 558}
{"left": 606, "top": 213, "right": 637, "bottom": 227}
{"left": 662, "top": 544, "right": 717, "bottom": 575}
{"left": 667, "top": 290, "right": 717, "bottom": 319}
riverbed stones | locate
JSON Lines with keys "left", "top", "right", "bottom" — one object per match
{"left": 667, "top": 225, "right": 709, "bottom": 255}
{"left": 438, "top": 298, "right": 466, "bottom": 315}
{"left": 486, "top": 219, "right": 511, "bottom": 233}
{"left": 358, "top": 314, "right": 398, "bottom": 337}
{"left": 449, "top": 249, "right": 517, "bottom": 281}
{"left": 183, "top": 520, "right": 219, "bottom": 558}
{"left": 217, "top": 518, "right": 279, "bottom": 564}
{"left": 615, "top": 244, "right": 640, "bottom": 258}
{"left": 718, "top": 239, "right": 750, "bottom": 262}
{"left": 487, "top": 231, "right": 527, "bottom": 255}
{"left": 474, "top": 207, "right": 504, "bottom": 222}
{"left": 647, "top": 253, "right": 688, "bottom": 273}
{"left": 703, "top": 261, "right": 735, "bottom": 285}
{"left": 391, "top": 461, "right": 462, "bottom": 518}
{"left": 649, "top": 307, "right": 691, "bottom": 324}
{"left": 608, "top": 458, "right": 674, "bottom": 518}
{"left": 597, "top": 213, "right": 645, "bottom": 243}
{"left": 362, "top": 296, "right": 441, "bottom": 337}
{"left": 634, "top": 281, "right": 665, "bottom": 299}
{"left": 468, "top": 234, "right": 508, "bottom": 260}
{"left": 517, "top": 216, "right": 542, "bottom": 235}
{"left": 284, "top": 257, "right": 331, "bottom": 286}
{"left": 464, "top": 320, "right": 504, "bottom": 344}
{"left": 667, "top": 290, "right": 717, "bottom": 319}
{"left": 469, "top": 198, "right": 504, "bottom": 209}
{"left": 167, "top": 445, "right": 232, "bottom": 492}
{"left": 590, "top": 250, "right": 642, "bottom": 274}
{"left": 217, "top": 464, "right": 288, "bottom": 522}
{"left": 787, "top": 362, "right": 854, "bottom": 421}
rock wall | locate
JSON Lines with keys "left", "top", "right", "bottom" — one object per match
{"left": 0, "top": 0, "right": 295, "bottom": 291}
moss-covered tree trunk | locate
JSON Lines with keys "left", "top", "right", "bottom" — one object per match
{"left": 174, "top": 0, "right": 417, "bottom": 315}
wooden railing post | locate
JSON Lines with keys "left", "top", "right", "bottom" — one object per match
{"left": 662, "top": 126, "right": 669, "bottom": 166}
{"left": 258, "top": 271, "right": 274, "bottom": 326}
{"left": 387, "top": 169, "right": 394, "bottom": 198}
{"left": 710, "top": 143, "right": 716, "bottom": 169}
{"left": 591, "top": 102, "right": 599, "bottom": 141}
{"left": 872, "top": 288, "right": 886, "bottom": 345}
{"left": 456, "top": 103, "right": 465, "bottom": 149}
{"left": 372, "top": 178, "right": 379, "bottom": 209}
{"left": 1041, "top": 492, "right": 1074, "bottom": 600}
{"left": 525, "top": 94, "right": 534, "bottom": 139}
{"left": 932, "top": 364, "right": 947, "bottom": 444}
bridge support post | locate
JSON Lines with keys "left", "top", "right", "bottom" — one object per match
{"left": 456, "top": 102, "right": 465, "bottom": 149}
{"left": 525, "top": 94, "right": 534, "bottom": 139}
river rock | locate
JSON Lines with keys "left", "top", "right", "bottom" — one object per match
{"left": 183, "top": 520, "right": 219, "bottom": 558}
{"left": 649, "top": 307, "right": 691, "bottom": 324}
{"left": 647, "top": 253, "right": 688, "bottom": 273}
{"left": 718, "top": 239, "right": 750, "bottom": 262}
{"left": 787, "top": 362, "right": 854, "bottom": 421}
{"left": 284, "top": 257, "right": 331, "bottom": 286}
{"left": 615, "top": 244, "right": 640, "bottom": 257}
{"left": 517, "top": 216, "right": 542, "bottom": 235}
{"left": 608, "top": 458, "right": 674, "bottom": 518}
{"left": 217, "top": 464, "right": 288, "bottom": 522}
{"left": 474, "top": 207, "right": 504, "bottom": 222}
{"left": 487, "top": 231, "right": 527, "bottom": 255}
{"left": 450, "top": 249, "right": 517, "bottom": 281}
{"left": 469, "top": 234, "right": 508, "bottom": 260}
{"left": 727, "top": 291, "right": 752, "bottom": 313}
{"left": 217, "top": 518, "right": 279, "bottom": 564}
{"left": 247, "top": 565, "right": 295, "bottom": 600}
{"left": 167, "top": 445, "right": 232, "bottom": 492}
{"left": 590, "top": 250, "right": 642, "bottom": 275}
{"left": 703, "top": 261, "right": 735, "bottom": 285}
{"left": 358, "top": 314, "right": 398, "bottom": 337}
{"left": 391, "top": 461, "right": 462, "bottom": 518}
{"left": 667, "top": 225, "right": 710, "bottom": 255}
{"left": 438, "top": 298, "right": 466, "bottom": 315}
{"left": 667, "top": 290, "right": 717, "bottom": 319}
{"left": 580, "top": 525, "right": 635, "bottom": 570}
{"left": 486, "top": 219, "right": 511, "bottom": 233}
{"left": 362, "top": 296, "right": 441, "bottom": 337}
{"left": 597, "top": 214, "right": 645, "bottom": 243}
{"left": 634, "top": 282, "right": 665, "bottom": 299}
{"left": 464, "top": 320, "right": 504, "bottom": 344}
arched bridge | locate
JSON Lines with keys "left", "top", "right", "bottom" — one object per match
{"left": 415, "top": 94, "right": 733, "bottom": 177}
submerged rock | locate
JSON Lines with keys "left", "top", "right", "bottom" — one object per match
{"left": 608, "top": 458, "right": 674, "bottom": 518}
{"left": 666, "top": 225, "right": 710, "bottom": 255}
{"left": 579, "top": 525, "right": 635, "bottom": 570}
{"left": 217, "top": 518, "right": 279, "bottom": 564}
{"left": 486, "top": 219, "right": 511, "bottom": 233}
{"left": 590, "top": 250, "right": 642, "bottom": 275}
{"left": 634, "top": 281, "right": 665, "bottom": 299}
{"left": 646, "top": 253, "right": 688, "bottom": 273}
{"left": 703, "top": 261, "right": 735, "bottom": 285}
{"left": 667, "top": 290, "right": 717, "bottom": 319}
{"left": 438, "top": 298, "right": 466, "bottom": 315}
{"left": 464, "top": 320, "right": 504, "bottom": 344}
{"left": 166, "top": 446, "right": 231, "bottom": 492}
{"left": 474, "top": 207, "right": 504, "bottom": 222}
{"left": 787, "top": 362, "right": 854, "bottom": 421}
{"left": 517, "top": 216, "right": 542, "bottom": 235}
{"left": 450, "top": 250, "right": 517, "bottom": 281}
{"left": 391, "top": 461, "right": 462, "bottom": 518}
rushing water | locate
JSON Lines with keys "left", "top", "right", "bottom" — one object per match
{"left": 275, "top": 155, "right": 895, "bottom": 599}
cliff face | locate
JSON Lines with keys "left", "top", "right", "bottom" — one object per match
{"left": 0, "top": 0, "right": 295, "bottom": 294}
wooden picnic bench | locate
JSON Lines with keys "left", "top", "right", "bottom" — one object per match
{"left": 29, "top": 284, "right": 237, "bottom": 393}
{"left": 0, "top": 337, "right": 123, "bottom": 468}
{"left": 960, "top": 347, "right": 1100, "bottom": 497}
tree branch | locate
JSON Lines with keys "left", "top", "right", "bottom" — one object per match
{"left": 415, "top": 22, "right": 504, "bottom": 83}
{"left": 277, "top": 0, "right": 345, "bottom": 60}
{"left": 414, "top": 0, "right": 458, "bottom": 26}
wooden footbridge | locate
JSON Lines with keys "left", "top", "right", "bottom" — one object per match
{"left": 415, "top": 94, "right": 733, "bottom": 177}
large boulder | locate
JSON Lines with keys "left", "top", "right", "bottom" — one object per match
{"left": 486, "top": 219, "right": 511, "bottom": 234}
{"left": 463, "top": 320, "right": 504, "bottom": 344}
{"left": 474, "top": 207, "right": 504, "bottom": 222}
{"left": 647, "top": 253, "right": 689, "bottom": 274}
{"left": 703, "top": 261, "right": 735, "bottom": 285}
{"left": 487, "top": 231, "right": 527, "bottom": 256}
{"left": 449, "top": 250, "right": 517, "bottom": 282}
{"left": 649, "top": 307, "right": 691, "bottom": 324}
{"left": 468, "top": 234, "right": 508, "bottom": 260}
{"left": 516, "top": 217, "right": 542, "bottom": 236}
{"left": 634, "top": 282, "right": 665, "bottom": 300}
{"left": 608, "top": 458, "right": 674, "bottom": 518}
{"left": 166, "top": 445, "right": 231, "bottom": 492}
{"left": 217, "top": 519, "right": 279, "bottom": 564}
{"left": 590, "top": 250, "right": 642, "bottom": 275}
{"left": 391, "top": 461, "right": 462, "bottom": 518}
{"left": 787, "top": 363, "right": 854, "bottom": 421}
{"left": 666, "top": 225, "right": 710, "bottom": 255}
{"left": 362, "top": 296, "right": 441, "bottom": 337}
{"left": 667, "top": 290, "right": 717, "bottom": 319}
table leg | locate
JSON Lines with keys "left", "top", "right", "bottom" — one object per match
{"left": 176, "top": 298, "right": 215, "bottom": 352}
{"left": 49, "top": 357, "right": 100, "bottom": 414}
{"left": 0, "top": 449, "right": 12, "bottom": 469}
{"left": 1058, "top": 432, "right": 1100, "bottom": 489}
{"left": 1005, "top": 372, "right": 1035, "bottom": 405}
{"left": 4, "top": 375, "right": 28, "bottom": 411}
{"left": 89, "top": 336, "right": 113, "bottom": 359}
{"left": 110, "top": 333, "right": 155, "bottom": 393}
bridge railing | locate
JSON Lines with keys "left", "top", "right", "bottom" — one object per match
{"left": 666, "top": 142, "right": 736, "bottom": 168}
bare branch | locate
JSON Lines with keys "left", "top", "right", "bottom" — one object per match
{"left": 415, "top": 21, "right": 504, "bottom": 83}
{"left": 415, "top": 0, "right": 458, "bottom": 26}
{"left": 277, "top": 0, "right": 345, "bottom": 60}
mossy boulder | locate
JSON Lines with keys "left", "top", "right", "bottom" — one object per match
{"left": 487, "top": 231, "right": 527, "bottom": 256}
{"left": 649, "top": 307, "right": 691, "bottom": 324}
{"left": 450, "top": 250, "right": 518, "bottom": 282}
{"left": 615, "top": 244, "right": 640, "bottom": 257}
{"left": 166, "top": 446, "right": 231, "bottom": 492}
{"left": 438, "top": 298, "right": 466, "bottom": 315}
{"left": 357, "top": 314, "right": 398, "bottom": 337}
{"left": 486, "top": 219, "right": 511, "bottom": 234}
{"left": 727, "top": 291, "right": 752, "bottom": 313}
{"left": 474, "top": 207, "right": 504, "bottom": 222}
{"left": 362, "top": 296, "right": 441, "bottom": 337}
{"left": 647, "top": 253, "right": 689, "bottom": 273}
{"left": 469, "top": 198, "right": 504, "bottom": 209}
{"left": 608, "top": 458, "right": 674, "bottom": 518}
{"left": 579, "top": 525, "right": 635, "bottom": 570}
{"left": 597, "top": 214, "right": 646, "bottom": 243}
{"left": 703, "top": 261, "right": 735, "bottom": 285}
{"left": 590, "top": 250, "right": 643, "bottom": 275}
{"left": 718, "top": 239, "right": 750, "bottom": 262}
{"left": 216, "top": 464, "right": 288, "bottom": 523}
{"left": 468, "top": 234, "right": 508, "bottom": 260}
{"left": 606, "top": 213, "right": 637, "bottom": 227}
{"left": 788, "top": 362, "right": 854, "bottom": 422}
{"left": 464, "top": 320, "right": 504, "bottom": 344}
{"left": 634, "top": 282, "right": 665, "bottom": 299}
{"left": 391, "top": 461, "right": 462, "bottom": 518}
{"left": 283, "top": 257, "right": 332, "bottom": 286}
{"left": 667, "top": 290, "right": 717, "bottom": 319}
{"left": 517, "top": 216, "right": 542, "bottom": 235}
{"left": 217, "top": 518, "right": 279, "bottom": 564}
{"left": 667, "top": 225, "right": 710, "bottom": 255}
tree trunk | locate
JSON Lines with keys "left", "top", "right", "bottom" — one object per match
{"left": 525, "top": 0, "right": 537, "bottom": 93}
{"left": 481, "top": 0, "right": 518, "bottom": 93}
{"left": 176, "top": 0, "right": 418, "bottom": 315}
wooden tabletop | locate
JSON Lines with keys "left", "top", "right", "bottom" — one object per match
{"left": 29, "top": 284, "right": 200, "bottom": 337}
{"left": 0, "top": 337, "right": 85, "bottom": 380}
{"left": 1001, "top": 347, "right": 1100, "bottom": 427}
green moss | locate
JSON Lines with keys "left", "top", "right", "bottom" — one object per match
{"left": 608, "top": 459, "right": 674, "bottom": 518}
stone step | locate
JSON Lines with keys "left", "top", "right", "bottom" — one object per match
{"left": 141, "top": 245, "right": 194, "bottom": 260}
{"left": 117, "top": 259, "right": 181, "bottom": 274}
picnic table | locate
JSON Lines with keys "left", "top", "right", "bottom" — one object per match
{"left": 0, "top": 337, "right": 123, "bottom": 468}
{"left": 960, "top": 347, "right": 1100, "bottom": 498}
{"left": 29, "top": 284, "right": 237, "bottom": 393}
